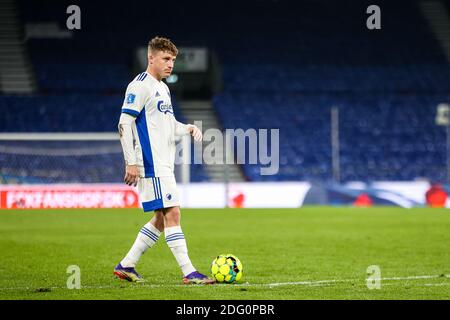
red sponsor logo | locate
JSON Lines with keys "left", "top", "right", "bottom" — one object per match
{"left": 0, "top": 185, "right": 139, "bottom": 209}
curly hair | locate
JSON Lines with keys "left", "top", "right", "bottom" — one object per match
{"left": 148, "top": 36, "right": 178, "bottom": 56}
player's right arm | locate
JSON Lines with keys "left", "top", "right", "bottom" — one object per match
{"left": 118, "top": 82, "right": 148, "bottom": 186}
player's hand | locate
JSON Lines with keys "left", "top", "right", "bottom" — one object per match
{"left": 187, "top": 124, "right": 202, "bottom": 142}
{"left": 124, "top": 165, "right": 139, "bottom": 186}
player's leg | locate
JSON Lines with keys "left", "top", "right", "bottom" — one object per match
{"left": 114, "top": 177, "right": 164, "bottom": 282}
{"left": 163, "top": 206, "right": 194, "bottom": 275}
{"left": 149, "top": 209, "right": 165, "bottom": 232}
{"left": 114, "top": 210, "right": 164, "bottom": 282}
{"left": 120, "top": 210, "right": 164, "bottom": 266}
{"left": 163, "top": 206, "right": 214, "bottom": 284}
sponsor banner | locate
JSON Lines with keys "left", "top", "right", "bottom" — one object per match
{"left": 0, "top": 183, "right": 312, "bottom": 209}
{"left": 0, "top": 184, "right": 139, "bottom": 209}
{"left": 226, "top": 182, "right": 311, "bottom": 208}
{"left": 0, "top": 181, "right": 445, "bottom": 209}
{"left": 370, "top": 181, "right": 430, "bottom": 207}
{"left": 178, "top": 183, "right": 226, "bottom": 208}
{"left": 327, "top": 181, "right": 448, "bottom": 208}
{"left": 178, "top": 182, "right": 312, "bottom": 208}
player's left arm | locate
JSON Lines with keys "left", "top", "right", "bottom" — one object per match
{"left": 174, "top": 119, "right": 202, "bottom": 142}
{"left": 165, "top": 82, "right": 202, "bottom": 141}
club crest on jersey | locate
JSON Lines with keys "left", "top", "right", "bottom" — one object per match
{"left": 157, "top": 100, "right": 173, "bottom": 114}
{"left": 126, "top": 93, "right": 136, "bottom": 104}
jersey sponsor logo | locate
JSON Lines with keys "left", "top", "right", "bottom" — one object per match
{"left": 126, "top": 93, "right": 136, "bottom": 104}
{"left": 157, "top": 100, "right": 174, "bottom": 114}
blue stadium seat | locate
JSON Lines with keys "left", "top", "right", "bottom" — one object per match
{"left": 7, "top": 0, "right": 449, "bottom": 183}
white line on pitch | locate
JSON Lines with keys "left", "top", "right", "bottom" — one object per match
{"left": 0, "top": 274, "right": 449, "bottom": 291}
{"left": 265, "top": 274, "right": 450, "bottom": 287}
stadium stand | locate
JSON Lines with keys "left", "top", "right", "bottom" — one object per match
{"left": 3, "top": 0, "right": 449, "bottom": 183}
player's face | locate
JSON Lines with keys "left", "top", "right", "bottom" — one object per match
{"left": 149, "top": 50, "right": 176, "bottom": 80}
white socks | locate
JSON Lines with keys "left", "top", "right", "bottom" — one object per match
{"left": 120, "top": 222, "right": 161, "bottom": 268}
{"left": 165, "top": 226, "right": 196, "bottom": 276}
{"left": 121, "top": 223, "right": 196, "bottom": 277}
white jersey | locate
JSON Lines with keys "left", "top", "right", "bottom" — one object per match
{"left": 120, "top": 71, "right": 189, "bottom": 178}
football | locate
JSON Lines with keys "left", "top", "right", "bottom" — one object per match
{"left": 210, "top": 254, "right": 243, "bottom": 283}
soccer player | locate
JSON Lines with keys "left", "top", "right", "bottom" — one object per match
{"left": 114, "top": 36, "right": 214, "bottom": 285}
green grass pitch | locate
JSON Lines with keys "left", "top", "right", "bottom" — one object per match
{"left": 0, "top": 207, "right": 449, "bottom": 300}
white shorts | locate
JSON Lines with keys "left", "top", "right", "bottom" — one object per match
{"left": 137, "top": 176, "right": 180, "bottom": 212}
